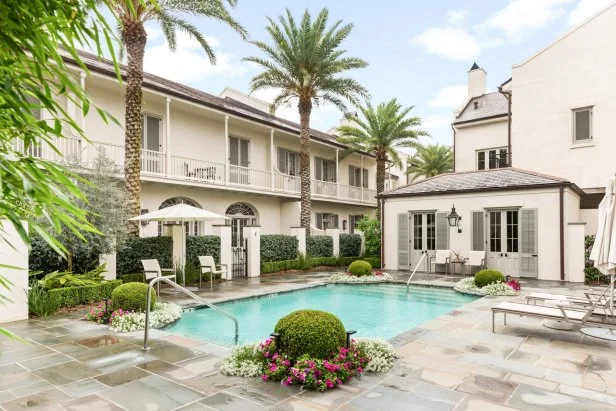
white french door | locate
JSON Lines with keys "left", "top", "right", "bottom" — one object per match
{"left": 487, "top": 210, "right": 520, "bottom": 276}
{"left": 410, "top": 213, "right": 436, "bottom": 272}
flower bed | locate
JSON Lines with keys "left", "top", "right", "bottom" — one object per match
{"left": 354, "top": 338, "right": 399, "bottom": 373}
{"left": 454, "top": 277, "right": 519, "bottom": 296}
{"left": 109, "top": 302, "right": 182, "bottom": 332}
{"left": 328, "top": 271, "right": 393, "bottom": 283}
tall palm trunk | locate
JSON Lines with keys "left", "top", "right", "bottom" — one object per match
{"left": 298, "top": 98, "right": 312, "bottom": 236}
{"left": 376, "top": 155, "right": 386, "bottom": 219}
{"left": 122, "top": 21, "right": 147, "bottom": 237}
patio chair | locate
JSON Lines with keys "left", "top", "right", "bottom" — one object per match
{"left": 464, "top": 250, "right": 486, "bottom": 275}
{"left": 198, "top": 256, "right": 228, "bottom": 290}
{"left": 141, "top": 259, "right": 177, "bottom": 295}
{"left": 429, "top": 250, "right": 451, "bottom": 275}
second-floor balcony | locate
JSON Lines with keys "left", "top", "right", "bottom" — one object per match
{"left": 27, "top": 137, "right": 377, "bottom": 206}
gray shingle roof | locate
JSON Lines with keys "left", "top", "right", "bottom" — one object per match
{"left": 454, "top": 92, "right": 508, "bottom": 124}
{"left": 380, "top": 168, "right": 575, "bottom": 198}
{"left": 64, "top": 50, "right": 352, "bottom": 150}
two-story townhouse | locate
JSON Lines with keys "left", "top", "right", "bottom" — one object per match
{"left": 34, "top": 50, "right": 394, "bottom": 247}
{"left": 381, "top": 3, "right": 616, "bottom": 282}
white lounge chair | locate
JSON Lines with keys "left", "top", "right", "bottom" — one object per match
{"left": 198, "top": 256, "right": 228, "bottom": 290}
{"left": 141, "top": 259, "right": 177, "bottom": 295}
{"left": 429, "top": 250, "right": 451, "bottom": 275}
{"left": 464, "top": 251, "right": 486, "bottom": 275}
{"left": 525, "top": 291, "right": 615, "bottom": 306}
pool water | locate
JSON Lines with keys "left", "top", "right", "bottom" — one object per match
{"left": 165, "top": 284, "right": 477, "bottom": 345}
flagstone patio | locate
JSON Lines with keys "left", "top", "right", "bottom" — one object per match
{"left": 2, "top": 272, "right": 616, "bottom": 410}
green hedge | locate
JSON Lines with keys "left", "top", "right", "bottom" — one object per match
{"left": 363, "top": 257, "right": 381, "bottom": 269}
{"left": 261, "top": 256, "right": 371, "bottom": 274}
{"left": 261, "top": 235, "right": 298, "bottom": 262}
{"left": 310, "top": 257, "right": 339, "bottom": 267}
{"left": 186, "top": 236, "right": 220, "bottom": 269}
{"left": 117, "top": 237, "right": 173, "bottom": 275}
{"left": 307, "top": 236, "right": 333, "bottom": 257}
{"left": 47, "top": 280, "right": 122, "bottom": 310}
{"left": 29, "top": 235, "right": 99, "bottom": 273}
{"left": 261, "top": 259, "right": 303, "bottom": 274}
{"left": 120, "top": 273, "right": 145, "bottom": 283}
{"left": 339, "top": 234, "right": 361, "bottom": 257}
{"left": 338, "top": 256, "right": 363, "bottom": 267}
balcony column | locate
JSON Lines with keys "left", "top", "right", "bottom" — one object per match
{"left": 165, "top": 97, "right": 171, "bottom": 176}
{"left": 336, "top": 148, "right": 340, "bottom": 199}
{"left": 79, "top": 71, "right": 86, "bottom": 132}
{"left": 224, "top": 115, "right": 230, "bottom": 184}
{"left": 360, "top": 155, "right": 364, "bottom": 202}
{"left": 270, "top": 128, "right": 275, "bottom": 190}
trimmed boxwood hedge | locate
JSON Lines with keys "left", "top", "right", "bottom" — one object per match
{"left": 307, "top": 236, "right": 333, "bottom": 258}
{"left": 261, "top": 235, "right": 298, "bottom": 263}
{"left": 186, "top": 236, "right": 220, "bottom": 269}
{"left": 47, "top": 280, "right": 122, "bottom": 310}
{"left": 120, "top": 273, "right": 145, "bottom": 283}
{"left": 339, "top": 234, "right": 362, "bottom": 257}
{"left": 261, "top": 259, "right": 303, "bottom": 274}
{"left": 29, "top": 235, "right": 100, "bottom": 273}
{"left": 117, "top": 237, "right": 173, "bottom": 275}
{"left": 363, "top": 257, "right": 381, "bottom": 269}
{"left": 111, "top": 282, "right": 156, "bottom": 312}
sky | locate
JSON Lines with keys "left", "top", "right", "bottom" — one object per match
{"left": 111, "top": 0, "right": 614, "bottom": 148}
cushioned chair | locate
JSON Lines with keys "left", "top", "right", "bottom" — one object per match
{"left": 198, "top": 256, "right": 228, "bottom": 290}
{"left": 429, "top": 250, "right": 451, "bottom": 275}
{"left": 141, "top": 259, "right": 176, "bottom": 295}
{"left": 464, "top": 251, "right": 486, "bottom": 275}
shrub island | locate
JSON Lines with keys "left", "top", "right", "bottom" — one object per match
{"left": 454, "top": 269, "right": 521, "bottom": 296}
{"left": 219, "top": 309, "right": 399, "bottom": 391}
{"left": 328, "top": 260, "right": 393, "bottom": 283}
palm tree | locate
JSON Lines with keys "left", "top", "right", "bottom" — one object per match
{"left": 244, "top": 8, "right": 368, "bottom": 235}
{"left": 338, "top": 98, "right": 428, "bottom": 217}
{"left": 407, "top": 144, "right": 453, "bottom": 182}
{"left": 106, "top": 0, "right": 247, "bottom": 236}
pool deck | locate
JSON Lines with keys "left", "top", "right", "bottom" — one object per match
{"left": 2, "top": 272, "right": 616, "bottom": 410}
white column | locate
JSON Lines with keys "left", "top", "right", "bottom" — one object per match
{"left": 165, "top": 97, "right": 171, "bottom": 176}
{"left": 100, "top": 253, "right": 117, "bottom": 280}
{"left": 224, "top": 115, "right": 230, "bottom": 184}
{"left": 291, "top": 227, "right": 306, "bottom": 256}
{"left": 566, "top": 222, "right": 586, "bottom": 283}
{"left": 355, "top": 229, "right": 366, "bottom": 256}
{"left": 215, "top": 225, "right": 233, "bottom": 280}
{"left": 79, "top": 71, "right": 86, "bottom": 132}
{"left": 171, "top": 224, "right": 186, "bottom": 284}
{"left": 270, "top": 128, "right": 275, "bottom": 189}
{"left": 0, "top": 221, "right": 28, "bottom": 323}
{"left": 336, "top": 148, "right": 340, "bottom": 199}
{"left": 326, "top": 228, "right": 341, "bottom": 257}
{"left": 243, "top": 226, "right": 261, "bottom": 277}
{"left": 360, "top": 155, "right": 364, "bottom": 201}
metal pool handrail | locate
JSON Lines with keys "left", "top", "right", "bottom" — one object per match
{"left": 142, "top": 277, "right": 239, "bottom": 350}
{"left": 406, "top": 253, "right": 427, "bottom": 290}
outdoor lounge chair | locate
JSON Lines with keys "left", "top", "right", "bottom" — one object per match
{"left": 141, "top": 259, "right": 177, "bottom": 295}
{"left": 198, "top": 256, "right": 228, "bottom": 289}
{"left": 464, "top": 250, "right": 486, "bottom": 275}
{"left": 525, "top": 290, "right": 615, "bottom": 306}
{"left": 429, "top": 250, "right": 451, "bottom": 275}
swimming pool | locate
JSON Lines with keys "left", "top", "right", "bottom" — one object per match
{"left": 165, "top": 284, "right": 477, "bottom": 345}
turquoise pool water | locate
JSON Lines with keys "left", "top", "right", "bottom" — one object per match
{"left": 165, "top": 284, "right": 477, "bottom": 345}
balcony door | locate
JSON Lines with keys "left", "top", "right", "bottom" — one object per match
{"left": 142, "top": 114, "right": 162, "bottom": 173}
{"left": 486, "top": 210, "right": 520, "bottom": 276}
{"left": 229, "top": 136, "right": 249, "bottom": 184}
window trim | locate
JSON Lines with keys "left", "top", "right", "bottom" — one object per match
{"left": 278, "top": 147, "right": 299, "bottom": 176}
{"left": 315, "top": 156, "right": 337, "bottom": 182}
{"left": 572, "top": 106, "right": 593, "bottom": 144}
{"left": 349, "top": 165, "right": 369, "bottom": 188}
{"left": 476, "top": 147, "right": 508, "bottom": 170}
{"left": 229, "top": 135, "right": 251, "bottom": 168}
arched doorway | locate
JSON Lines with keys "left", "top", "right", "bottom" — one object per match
{"left": 158, "top": 197, "right": 203, "bottom": 237}
{"left": 225, "top": 202, "right": 258, "bottom": 247}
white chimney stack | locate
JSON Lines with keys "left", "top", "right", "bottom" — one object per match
{"left": 467, "top": 62, "right": 486, "bottom": 98}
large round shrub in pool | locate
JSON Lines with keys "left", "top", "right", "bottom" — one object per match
{"left": 474, "top": 269, "right": 505, "bottom": 288}
{"left": 111, "top": 282, "right": 156, "bottom": 312}
{"left": 348, "top": 260, "right": 372, "bottom": 277}
{"left": 274, "top": 309, "right": 346, "bottom": 359}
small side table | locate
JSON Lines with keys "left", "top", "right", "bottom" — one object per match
{"left": 449, "top": 259, "right": 465, "bottom": 275}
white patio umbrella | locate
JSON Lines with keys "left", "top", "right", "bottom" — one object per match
{"left": 581, "top": 175, "right": 616, "bottom": 340}
{"left": 128, "top": 203, "right": 228, "bottom": 286}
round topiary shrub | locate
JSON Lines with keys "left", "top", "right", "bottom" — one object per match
{"left": 274, "top": 309, "right": 346, "bottom": 360}
{"left": 111, "top": 282, "right": 156, "bottom": 312}
{"left": 474, "top": 269, "right": 505, "bottom": 288}
{"left": 348, "top": 260, "right": 372, "bottom": 277}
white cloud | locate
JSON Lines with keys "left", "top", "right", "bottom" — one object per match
{"left": 446, "top": 9, "right": 470, "bottom": 26}
{"left": 427, "top": 84, "right": 467, "bottom": 109}
{"left": 143, "top": 29, "right": 247, "bottom": 83}
{"left": 568, "top": 0, "right": 614, "bottom": 26}
{"left": 421, "top": 114, "right": 454, "bottom": 130}
{"left": 475, "top": 0, "right": 576, "bottom": 43}
{"left": 411, "top": 26, "right": 481, "bottom": 61}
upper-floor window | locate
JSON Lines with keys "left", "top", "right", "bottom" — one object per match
{"left": 349, "top": 165, "right": 368, "bottom": 188}
{"left": 230, "top": 136, "right": 250, "bottom": 167}
{"left": 572, "top": 107, "right": 592, "bottom": 143}
{"left": 277, "top": 147, "right": 298, "bottom": 176}
{"left": 349, "top": 214, "right": 364, "bottom": 234}
{"left": 315, "top": 157, "right": 336, "bottom": 182}
{"left": 316, "top": 213, "right": 339, "bottom": 230}
{"left": 477, "top": 148, "right": 508, "bottom": 170}
{"left": 142, "top": 114, "right": 161, "bottom": 152}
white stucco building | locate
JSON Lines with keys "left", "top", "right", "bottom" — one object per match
{"left": 31, "top": 52, "right": 409, "bottom": 247}
{"left": 382, "top": 3, "right": 616, "bottom": 282}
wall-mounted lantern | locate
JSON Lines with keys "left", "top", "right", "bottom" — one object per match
{"left": 447, "top": 205, "right": 462, "bottom": 233}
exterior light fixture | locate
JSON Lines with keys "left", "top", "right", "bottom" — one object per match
{"left": 346, "top": 330, "right": 357, "bottom": 348}
{"left": 447, "top": 205, "right": 462, "bottom": 233}
{"left": 343, "top": 220, "right": 348, "bottom": 231}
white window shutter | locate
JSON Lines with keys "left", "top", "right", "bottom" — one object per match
{"left": 398, "top": 213, "right": 409, "bottom": 269}
{"left": 277, "top": 148, "right": 287, "bottom": 173}
{"left": 520, "top": 209, "right": 538, "bottom": 277}
{"left": 315, "top": 157, "right": 322, "bottom": 180}
{"left": 471, "top": 211, "right": 484, "bottom": 251}
{"left": 362, "top": 169, "right": 368, "bottom": 188}
{"left": 333, "top": 214, "right": 339, "bottom": 228}
{"left": 240, "top": 139, "right": 249, "bottom": 167}
{"left": 229, "top": 137, "right": 239, "bottom": 165}
{"left": 316, "top": 213, "right": 323, "bottom": 230}
{"left": 436, "top": 212, "right": 449, "bottom": 250}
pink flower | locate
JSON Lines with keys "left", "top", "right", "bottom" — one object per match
{"left": 283, "top": 360, "right": 291, "bottom": 367}
{"left": 269, "top": 364, "right": 278, "bottom": 372}
{"left": 325, "top": 379, "right": 334, "bottom": 389}
{"left": 261, "top": 375, "right": 269, "bottom": 382}
{"left": 264, "top": 352, "right": 270, "bottom": 358}
{"left": 358, "top": 367, "right": 364, "bottom": 373}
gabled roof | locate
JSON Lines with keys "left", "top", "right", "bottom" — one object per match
{"left": 469, "top": 62, "right": 481, "bottom": 71}
{"left": 453, "top": 92, "right": 508, "bottom": 125}
{"left": 63, "top": 50, "right": 358, "bottom": 152}
{"left": 379, "top": 168, "right": 582, "bottom": 198}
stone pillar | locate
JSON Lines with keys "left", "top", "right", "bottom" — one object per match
{"left": 243, "top": 226, "right": 261, "bottom": 278}
{"left": 214, "top": 225, "right": 233, "bottom": 280}
{"left": 355, "top": 229, "right": 366, "bottom": 256}
{"left": 291, "top": 227, "right": 306, "bottom": 256}
{"left": 100, "top": 253, "right": 117, "bottom": 280}
{"left": 566, "top": 222, "right": 586, "bottom": 283}
{"left": 171, "top": 224, "right": 185, "bottom": 283}
{"left": 0, "top": 221, "right": 28, "bottom": 323}
{"left": 326, "top": 228, "right": 341, "bottom": 257}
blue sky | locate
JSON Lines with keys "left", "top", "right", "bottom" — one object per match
{"left": 135, "top": 0, "right": 613, "bottom": 148}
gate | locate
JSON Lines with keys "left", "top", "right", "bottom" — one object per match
{"left": 231, "top": 238, "right": 247, "bottom": 278}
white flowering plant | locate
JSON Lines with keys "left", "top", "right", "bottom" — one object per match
{"left": 454, "top": 277, "right": 518, "bottom": 296}
{"left": 354, "top": 338, "right": 399, "bottom": 373}
{"left": 219, "top": 341, "right": 266, "bottom": 378}
{"left": 109, "top": 302, "right": 182, "bottom": 333}
{"left": 328, "top": 271, "right": 393, "bottom": 283}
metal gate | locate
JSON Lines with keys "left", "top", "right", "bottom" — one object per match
{"left": 231, "top": 238, "right": 247, "bottom": 278}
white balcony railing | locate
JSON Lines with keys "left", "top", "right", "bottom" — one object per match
{"left": 339, "top": 184, "right": 363, "bottom": 201}
{"left": 312, "top": 179, "right": 337, "bottom": 198}
{"left": 274, "top": 173, "right": 300, "bottom": 193}
{"left": 170, "top": 155, "right": 225, "bottom": 185}
{"left": 229, "top": 165, "right": 271, "bottom": 190}
{"left": 141, "top": 149, "right": 166, "bottom": 175}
